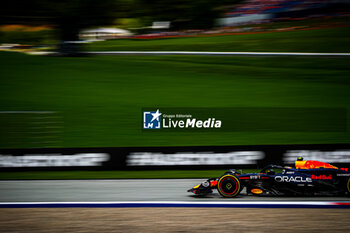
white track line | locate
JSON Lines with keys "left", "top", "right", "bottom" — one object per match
{"left": 0, "top": 201, "right": 332, "bottom": 204}
{"left": 88, "top": 51, "right": 350, "bottom": 57}
{"left": 0, "top": 201, "right": 346, "bottom": 206}
{"left": 2, "top": 201, "right": 349, "bottom": 208}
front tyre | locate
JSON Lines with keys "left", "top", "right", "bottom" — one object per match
{"left": 217, "top": 175, "right": 241, "bottom": 198}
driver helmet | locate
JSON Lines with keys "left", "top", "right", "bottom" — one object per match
{"left": 266, "top": 169, "right": 275, "bottom": 175}
{"left": 297, "top": 156, "right": 303, "bottom": 161}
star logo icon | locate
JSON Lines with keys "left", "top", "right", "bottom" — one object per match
{"left": 143, "top": 109, "right": 162, "bottom": 129}
{"left": 151, "top": 109, "right": 162, "bottom": 122}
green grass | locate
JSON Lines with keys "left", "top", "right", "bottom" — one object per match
{"left": 0, "top": 51, "right": 350, "bottom": 148}
{"left": 0, "top": 169, "right": 260, "bottom": 180}
{"left": 86, "top": 27, "right": 350, "bottom": 52}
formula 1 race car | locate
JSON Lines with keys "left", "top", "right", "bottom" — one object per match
{"left": 188, "top": 159, "right": 350, "bottom": 197}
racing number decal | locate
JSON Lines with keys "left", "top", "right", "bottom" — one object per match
{"left": 217, "top": 175, "right": 241, "bottom": 198}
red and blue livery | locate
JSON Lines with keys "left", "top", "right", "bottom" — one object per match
{"left": 188, "top": 159, "right": 350, "bottom": 197}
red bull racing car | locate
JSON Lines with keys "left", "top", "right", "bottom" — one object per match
{"left": 188, "top": 159, "right": 350, "bottom": 197}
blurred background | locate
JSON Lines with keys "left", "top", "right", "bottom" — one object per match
{"left": 1, "top": 0, "right": 350, "bottom": 50}
{"left": 1, "top": 3, "right": 350, "bottom": 231}
{"left": 0, "top": 0, "right": 350, "bottom": 150}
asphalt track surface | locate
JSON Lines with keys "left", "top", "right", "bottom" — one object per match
{"left": 0, "top": 179, "right": 349, "bottom": 202}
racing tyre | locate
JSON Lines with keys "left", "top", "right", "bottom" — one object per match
{"left": 217, "top": 174, "right": 241, "bottom": 198}
{"left": 346, "top": 178, "right": 350, "bottom": 196}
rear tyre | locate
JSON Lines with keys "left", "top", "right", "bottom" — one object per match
{"left": 346, "top": 178, "right": 350, "bottom": 196}
{"left": 217, "top": 175, "right": 241, "bottom": 198}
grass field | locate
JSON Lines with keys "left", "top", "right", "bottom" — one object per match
{"left": 1, "top": 26, "right": 350, "bottom": 179}
{"left": 86, "top": 27, "right": 350, "bottom": 52}
{"left": 0, "top": 51, "right": 349, "bottom": 149}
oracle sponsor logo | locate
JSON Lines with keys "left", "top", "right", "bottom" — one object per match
{"left": 311, "top": 174, "right": 332, "bottom": 180}
{"left": 274, "top": 176, "right": 312, "bottom": 183}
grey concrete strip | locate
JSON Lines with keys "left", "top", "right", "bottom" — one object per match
{"left": 88, "top": 51, "right": 350, "bottom": 57}
{"left": 0, "top": 179, "right": 349, "bottom": 202}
